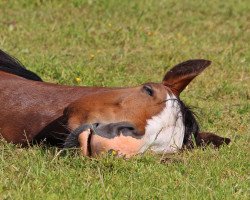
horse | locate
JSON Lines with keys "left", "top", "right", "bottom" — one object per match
{"left": 0, "top": 49, "right": 230, "bottom": 157}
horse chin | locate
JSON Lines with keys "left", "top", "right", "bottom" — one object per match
{"left": 86, "top": 134, "right": 144, "bottom": 158}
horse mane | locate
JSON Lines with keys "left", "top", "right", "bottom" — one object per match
{"left": 0, "top": 49, "right": 42, "bottom": 81}
{"left": 178, "top": 99, "right": 200, "bottom": 148}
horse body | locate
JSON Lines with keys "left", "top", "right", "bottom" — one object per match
{"left": 0, "top": 49, "right": 230, "bottom": 157}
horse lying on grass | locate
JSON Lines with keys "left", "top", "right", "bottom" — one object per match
{"left": 0, "top": 49, "right": 230, "bottom": 157}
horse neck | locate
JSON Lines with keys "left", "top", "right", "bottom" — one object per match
{"left": 32, "top": 81, "right": 112, "bottom": 111}
{"left": 1, "top": 72, "right": 111, "bottom": 117}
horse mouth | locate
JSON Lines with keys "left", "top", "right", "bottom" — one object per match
{"left": 87, "top": 129, "right": 93, "bottom": 156}
{"left": 64, "top": 122, "right": 143, "bottom": 157}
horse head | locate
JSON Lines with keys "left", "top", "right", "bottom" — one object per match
{"left": 64, "top": 60, "right": 213, "bottom": 157}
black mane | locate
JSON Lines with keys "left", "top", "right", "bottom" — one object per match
{"left": 178, "top": 99, "right": 199, "bottom": 148}
{"left": 0, "top": 49, "right": 42, "bottom": 81}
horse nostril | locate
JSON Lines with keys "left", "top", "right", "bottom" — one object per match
{"left": 117, "top": 126, "right": 135, "bottom": 134}
{"left": 93, "top": 123, "right": 100, "bottom": 128}
{"left": 110, "top": 122, "right": 135, "bottom": 133}
{"left": 94, "top": 122, "right": 138, "bottom": 138}
{"left": 113, "top": 122, "right": 139, "bottom": 137}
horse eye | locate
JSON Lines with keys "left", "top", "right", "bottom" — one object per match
{"left": 143, "top": 85, "right": 154, "bottom": 96}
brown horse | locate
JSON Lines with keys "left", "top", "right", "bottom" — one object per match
{"left": 0, "top": 50, "right": 230, "bottom": 157}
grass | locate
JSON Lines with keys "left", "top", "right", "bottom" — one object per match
{"left": 0, "top": 0, "right": 249, "bottom": 199}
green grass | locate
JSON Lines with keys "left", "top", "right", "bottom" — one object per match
{"left": 0, "top": 0, "right": 249, "bottom": 199}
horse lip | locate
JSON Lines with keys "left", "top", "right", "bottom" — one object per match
{"left": 87, "top": 129, "right": 93, "bottom": 156}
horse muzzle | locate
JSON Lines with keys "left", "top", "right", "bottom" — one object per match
{"left": 64, "top": 122, "right": 144, "bottom": 157}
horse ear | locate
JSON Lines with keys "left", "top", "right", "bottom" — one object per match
{"left": 162, "top": 59, "right": 211, "bottom": 95}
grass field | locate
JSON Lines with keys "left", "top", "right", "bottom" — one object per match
{"left": 0, "top": 0, "right": 249, "bottom": 199}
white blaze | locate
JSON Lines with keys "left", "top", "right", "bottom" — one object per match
{"left": 139, "top": 94, "right": 185, "bottom": 153}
